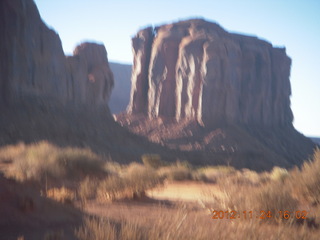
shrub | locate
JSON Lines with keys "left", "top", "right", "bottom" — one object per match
{"left": 252, "top": 182, "right": 298, "bottom": 219}
{"left": 141, "top": 154, "right": 164, "bottom": 169}
{"left": 290, "top": 148, "right": 320, "bottom": 205}
{"left": 219, "top": 179, "right": 298, "bottom": 221}
{"left": 5, "top": 141, "right": 106, "bottom": 182}
{"left": 97, "top": 163, "right": 162, "bottom": 201}
{"left": 270, "top": 167, "right": 289, "bottom": 182}
{"left": 78, "top": 177, "right": 99, "bottom": 202}
{"left": 46, "top": 187, "right": 75, "bottom": 205}
{"left": 158, "top": 165, "right": 192, "bottom": 181}
{"left": 123, "top": 163, "right": 162, "bottom": 198}
{"left": 197, "top": 166, "right": 236, "bottom": 182}
{"left": 97, "top": 175, "right": 126, "bottom": 201}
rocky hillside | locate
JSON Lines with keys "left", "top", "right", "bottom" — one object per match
{"left": 118, "top": 19, "right": 316, "bottom": 170}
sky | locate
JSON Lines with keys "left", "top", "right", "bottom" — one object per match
{"left": 34, "top": 0, "right": 320, "bottom": 137}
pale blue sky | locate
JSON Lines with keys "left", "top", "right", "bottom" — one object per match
{"left": 34, "top": 0, "right": 320, "bottom": 137}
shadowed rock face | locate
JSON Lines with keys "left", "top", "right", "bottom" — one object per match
{"left": 128, "top": 19, "right": 293, "bottom": 127}
{"left": 119, "top": 18, "right": 316, "bottom": 170}
{"left": 0, "top": 0, "right": 113, "bottom": 108}
{"left": 67, "top": 43, "right": 114, "bottom": 106}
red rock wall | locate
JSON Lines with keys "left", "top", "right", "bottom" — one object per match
{"left": 128, "top": 19, "right": 293, "bottom": 127}
{"left": 0, "top": 0, "right": 113, "bottom": 108}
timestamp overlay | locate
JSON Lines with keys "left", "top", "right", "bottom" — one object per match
{"left": 211, "top": 210, "right": 308, "bottom": 220}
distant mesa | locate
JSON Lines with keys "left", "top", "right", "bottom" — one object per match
{"left": 118, "top": 18, "right": 316, "bottom": 170}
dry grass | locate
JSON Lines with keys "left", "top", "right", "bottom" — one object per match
{"left": 290, "top": 148, "right": 320, "bottom": 205}
{"left": 158, "top": 165, "right": 192, "bottom": 181}
{"left": 46, "top": 187, "right": 75, "bottom": 205}
{"left": 3, "top": 141, "right": 107, "bottom": 183}
{"left": 76, "top": 204, "right": 319, "bottom": 240}
{"left": 97, "top": 163, "right": 163, "bottom": 201}
{"left": 141, "top": 154, "right": 165, "bottom": 169}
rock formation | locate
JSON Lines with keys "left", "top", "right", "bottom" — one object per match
{"left": 67, "top": 43, "right": 114, "bottom": 106}
{"left": 119, "top": 18, "right": 316, "bottom": 170}
{"left": 0, "top": 0, "right": 175, "bottom": 166}
{"left": 0, "top": 0, "right": 113, "bottom": 108}
{"left": 128, "top": 19, "right": 293, "bottom": 127}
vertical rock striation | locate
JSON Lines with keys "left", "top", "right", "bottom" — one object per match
{"left": 0, "top": 0, "right": 114, "bottom": 108}
{"left": 119, "top": 18, "right": 316, "bottom": 169}
{"left": 128, "top": 19, "right": 293, "bottom": 127}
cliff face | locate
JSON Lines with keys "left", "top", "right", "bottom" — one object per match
{"left": 0, "top": 0, "right": 113, "bottom": 108}
{"left": 119, "top": 18, "right": 316, "bottom": 170}
{"left": 128, "top": 19, "right": 293, "bottom": 127}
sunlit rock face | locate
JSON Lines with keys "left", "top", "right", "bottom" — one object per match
{"left": 0, "top": 0, "right": 113, "bottom": 108}
{"left": 128, "top": 19, "right": 293, "bottom": 128}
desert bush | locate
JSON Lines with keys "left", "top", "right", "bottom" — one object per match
{"left": 104, "top": 161, "right": 122, "bottom": 175}
{"left": 123, "top": 163, "right": 162, "bottom": 197}
{"left": 46, "top": 187, "right": 75, "bottom": 205}
{"left": 290, "top": 148, "right": 320, "bottom": 205}
{"left": 97, "top": 175, "right": 126, "bottom": 201}
{"left": 253, "top": 182, "right": 298, "bottom": 218}
{"left": 158, "top": 165, "right": 192, "bottom": 181}
{"left": 5, "top": 141, "right": 106, "bottom": 182}
{"left": 219, "top": 179, "right": 298, "bottom": 221}
{"left": 78, "top": 177, "right": 99, "bottom": 202}
{"left": 197, "top": 166, "right": 236, "bottom": 182}
{"left": 270, "top": 166, "right": 289, "bottom": 182}
{"left": 97, "top": 163, "right": 162, "bottom": 201}
{"left": 141, "top": 154, "right": 164, "bottom": 169}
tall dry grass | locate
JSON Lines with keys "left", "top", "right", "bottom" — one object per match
{"left": 2, "top": 141, "right": 106, "bottom": 182}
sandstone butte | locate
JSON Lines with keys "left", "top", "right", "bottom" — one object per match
{"left": 0, "top": 0, "right": 114, "bottom": 108}
{"left": 118, "top": 18, "right": 317, "bottom": 170}
{"left": 0, "top": 0, "right": 316, "bottom": 170}
{"left": 0, "top": 0, "right": 177, "bottom": 165}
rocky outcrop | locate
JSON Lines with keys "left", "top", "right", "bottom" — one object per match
{"left": 0, "top": 0, "right": 113, "bottom": 108}
{"left": 67, "top": 43, "right": 114, "bottom": 106}
{"left": 120, "top": 18, "right": 316, "bottom": 170}
{"left": 128, "top": 19, "right": 293, "bottom": 127}
{"left": 128, "top": 27, "right": 154, "bottom": 114}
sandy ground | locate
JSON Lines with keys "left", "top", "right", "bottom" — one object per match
{"left": 147, "top": 181, "right": 224, "bottom": 203}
